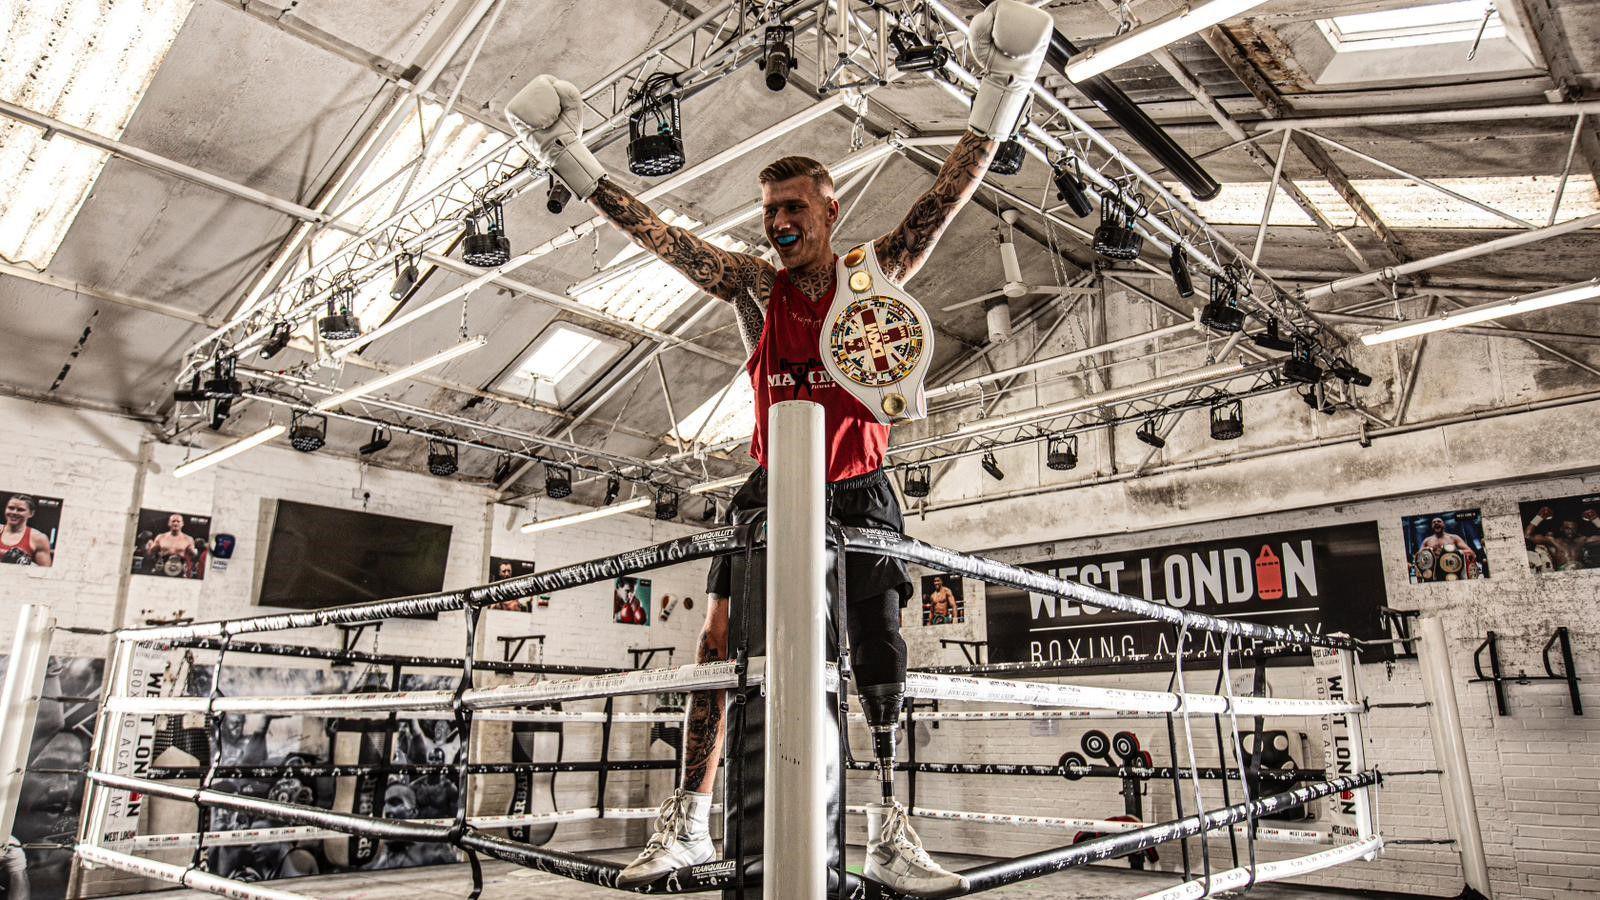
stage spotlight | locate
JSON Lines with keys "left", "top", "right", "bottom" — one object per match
{"left": 889, "top": 26, "right": 950, "bottom": 73}
{"left": 1200, "top": 273, "right": 1244, "bottom": 333}
{"left": 208, "top": 398, "right": 232, "bottom": 431}
{"left": 1283, "top": 338, "right": 1323, "bottom": 385}
{"left": 1332, "top": 359, "right": 1372, "bottom": 387}
{"left": 1135, "top": 418, "right": 1166, "bottom": 449}
{"left": 318, "top": 279, "right": 362, "bottom": 341}
{"left": 427, "top": 439, "right": 459, "bottom": 477}
{"left": 1300, "top": 384, "right": 1337, "bottom": 415}
{"left": 260, "top": 320, "right": 292, "bottom": 359}
{"left": 492, "top": 454, "right": 515, "bottom": 484}
{"left": 463, "top": 200, "right": 511, "bottom": 267}
{"left": 760, "top": 24, "right": 796, "bottom": 91}
{"left": 701, "top": 498, "right": 718, "bottom": 522}
{"left": 655, "top": 487, "right": 679, "bottom": 521}
{"left": 545, "top": 175, "right": 571, "bottom": 215}
{"left": 289, "top": 411, "right": 327, "bottom": 453}
{"left": 990, "top": 139, "right": 1025, "bottom": 176}
{"left": 1052, "top": 159, "right": 1094, "bottom": 218}
{"left": 390, "top": 255, "right": 419, "bottom": 302}
{"left": 981, "top": 451, "right": 1005, "bottom": 481}
{"left": 903, "top": 464, "right": 931, "bottom": 498}
{"left": 1169, "top": 245, "right": 1194, "bottom": 298}
{"left": 1209, "top": 397, "right": 1243, "bottom": 440}
{"left": 1045, "top": 434, "right": 1078, "bottom": 471}
{"left": 1251, "top": 318, "right": 1296, "bottom": 352}
{"left": 627, "top": 74, "right": 685, "bottom": 177}
{"left": 175, "top": 374, "right": 206, "bottom": 404}
{"left": 359, "top": 426, "right": 392, "bottom": 456}
{"left": 1093, "top": 194, "right": 1143, "bottom": 261}
{"left": 544, "top": 464, "right": 573, "bottom": 499}
{"left": 603, "top": 474, "right": 621, "bottom": 505}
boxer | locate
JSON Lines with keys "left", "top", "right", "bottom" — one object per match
{"left": 1525, "top": 505, "right": 1600, "bottom": 570}
{"left": 505, "top": 2, "right": 1051, "bottom": 892}
{"left": 145, "top": 513, "right": 197, "bottom": 572}
{"left": 1, "top": 494, "right": 52, "bottom": 567}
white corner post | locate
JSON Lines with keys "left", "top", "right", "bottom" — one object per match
{"left": 765, "top": 400, "right": 829, "bottom": 900}
{"left": 1, "top": 604, "right": 57, "bottom": 841}
{"left": 1418, "top": 617, "right": 1494, "bottom": 898}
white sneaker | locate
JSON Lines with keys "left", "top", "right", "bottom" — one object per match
{"left": 616, "top": 789, "right": 715, "bottom": 887}
{"left": 864, "top": 802, "right": 968, "bottom": 896}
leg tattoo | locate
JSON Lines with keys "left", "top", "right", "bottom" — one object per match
{"left": 680, "top": 624, "right": 727, "bottom": 793}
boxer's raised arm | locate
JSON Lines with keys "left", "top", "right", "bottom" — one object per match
{"left": 873, "top": 131, "right": 995, "bottom": 286}
{"left": 872, "top": 0, "right": 1050, "bottom": 286}
{"left": 589, "top": 178, "right": 774, "bottom": 351}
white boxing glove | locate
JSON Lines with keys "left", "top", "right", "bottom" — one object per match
{"left": 967, "top": 0, "right": 1053, "bottom": 140}
{"left": 504, "top": 74, "right": 606, "bottom": 200}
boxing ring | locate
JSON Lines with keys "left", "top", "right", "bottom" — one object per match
{"left": 0, "top": 404, "right": 1489, "bottom": 898}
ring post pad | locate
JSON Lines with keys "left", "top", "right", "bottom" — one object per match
{"left": 819, "top": 243, "right": 934, "bottom": 424}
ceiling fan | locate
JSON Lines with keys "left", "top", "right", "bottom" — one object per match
{"left": 941, "top": 212, "right": 1095, "bottom": 342}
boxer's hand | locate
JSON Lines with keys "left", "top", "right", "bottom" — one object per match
{"left": 505, "top": 75, "right": 605, "bottom": 199}
{"left": 1539, "top": 505, "right": 1555, "bottom": 520}
{"left": 966, "top": 0, "right": 1053, "bottom": 139}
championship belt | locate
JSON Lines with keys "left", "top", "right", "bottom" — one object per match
{"left": 819, "top": 243, "right": 934, "bottom": 423}
{"left": 1437, "top": 548, "right": 1464, "bottom": 580}
{"left": 1413, "top": 547, "right": 1436, "bottom": 581}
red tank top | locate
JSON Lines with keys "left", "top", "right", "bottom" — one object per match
{"left": 748, "top": 267, "right": 889, "bottom": 482}
{"left": 1, "top": 526, "right": 38, "bottom": 562}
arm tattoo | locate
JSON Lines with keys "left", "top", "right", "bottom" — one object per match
{"left": 589, "top": 178, "right": 774, "bottom": 349}
{"left": 874, "top": 130, "right": 997, "bottom": 285}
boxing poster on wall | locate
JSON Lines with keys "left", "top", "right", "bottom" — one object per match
{"left": 920, "top": 574, "right": 965, "bottom": 625}
{"left": 613, "top": 576, "right": 650, "bottom": 625}
{"left": 3, "top": 656, "right": 103, "bottom": 900}
{"left": 131, "top": 508, "right": 212, "bottom": 579}
{"left": 984, "top": 522, "right": 1389, "bottom": 671}
{"left": 1520, "top": 493, "right": 1600, "bottom": 572}
{"left": 2, "top": 490, "right": 62, "bottom": 567}
{"left": 488, "top": 556, "right": 538, "bottom": 610}
{"left": 1401, "top": 509, "right": 1489, "bottom": 582}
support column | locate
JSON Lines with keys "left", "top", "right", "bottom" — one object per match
{"left": 765, "top": 400, "right": 829, "bottom": 900}
{"left": 1418, "top": 617, "right": 1493, "bottom": 898}
{"left": 0, "top": 604, "right": 56, "bottom": 840}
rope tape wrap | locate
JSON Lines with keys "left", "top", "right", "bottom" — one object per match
{"left": 1133, "top": 837, "right": 1384, "bottom": 900}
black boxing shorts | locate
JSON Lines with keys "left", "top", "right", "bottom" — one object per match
{"left": 705, "top": 467, "right": 912, "bottom": 607}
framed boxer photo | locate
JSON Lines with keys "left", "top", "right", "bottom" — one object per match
{"left": 1401, "top": 509, "right": 1489, "bottom": 583}
{"left": 488, "top": 556, "right": 538, "bottom": 610}
{"left": 613, "top": 576, "right": 651, "bottom": 625}
{"left": 1, "top": 490, "right": 63, "bottom": 567}
{"left": 1519, "top": 492, "right": 1600, "bottom": 573}
{"left": 921, "top": 573, "right": 964, "bottom": 625}
{"left": 131, "top": 508, "right": 213, "bottom": 579}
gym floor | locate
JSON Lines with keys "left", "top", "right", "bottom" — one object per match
{"left": 117, "top": 851, "right": 1411, "bottom": 899}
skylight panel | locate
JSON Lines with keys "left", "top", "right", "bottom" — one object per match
{"left": 495, "top": 323, "right": 624, "bottom": 407}
{"left": 671, "top": 376, "right": 755, "bottom": 448}
{"left": 573, "top": 210, "right": 753, "bottom": 329}
{"left": 518, "top": 326, "right": 602, "bottom": 385}
{"left": 0, "top": 0, "right": 195, "bottom": 268}
{"left": 1321, "top": 0, "right": 1501, "bottom": 49}
{"left": 1171, "top": 176, "right": 1598, "bottom": 230}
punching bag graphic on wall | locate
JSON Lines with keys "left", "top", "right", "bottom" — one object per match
{"left": 1255, "top": 544, "right": 1284, "bottom": 601}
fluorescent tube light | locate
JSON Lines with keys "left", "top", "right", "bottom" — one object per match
{"left": 173, "top": 425, "right": 286, "bottom": 479}
{"left": 1066, "top": 0, "right": 1271, "bottom": 82}
{"left": 314, "top": 335, "right": 486, "bottom": 410}
{"left": 520, "top": 497, "right": 653, "bottom": 534}
{"left": 1361, "top": 278, "right": 1600, "bottom": 345}
{"left": 688, "top": 474, "right": 747, "bottom": 495}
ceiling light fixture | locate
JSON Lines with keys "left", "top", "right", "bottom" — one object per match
{"left": 359, "top": 426, "right": 392, "bottom": 456}
{"left": 1209, "top": 397, "right": 1244, "bottom": 440}
{"left": 760, "top": 24, "right": 797, "bottom": 91}
{"left": 1283, "top": 338, "right": 1324, "bottom": 384}
{"left": 1251, "top": 318, "right": 1296, "bottom": 352}
{"left": 1135, "top": 417, "right": 1166, "bottom": 449}
{"left": 1093, "top": 192, "right": 1143, "bottom": 261}
{"left": 173, "top": 425, "right": 286, "bottom": 479}
{"left": 1200, "top": 268, "right": 1244, "bottom": 333}
{"left": 259, "top": 320, "right": 293, "bottom": 359}
{"left": 462, "top": 200, "right": 510, "bottom": 267}
{"left": 318, "top": 278, "right": 362, "bottom": 342}
{"left": 889, "top": 26, "right": 950, "bottom": 73}
{"left": 655, "top": 487, "right": 680, "bottom": 521}
{"left": 990, "top": 139, "right": 1026, "bottom": 176}
{"left": 545, "top": 176, "right": 572, "bottom": 215}
{"left": 981, "top": 451, "right": 1005, "bottom": 481}
{"left": 313, "top": 336, "right": 486, "bottom": 411}
{"left": 390, "top": 254, "right": 419, "bottom": 302}
{"left": 1045, "top": 434, "right": 1078, "bottom": 471}
{"left": 903, "top": 464, "right": 932, "bottom": 498}
{"left": 1052, "top": 158, "right": 1094, "bottom": 218}
{"left": 1065, "top": 0, "right": 1274, "bottom": 83}
{"left": 521, "top": 496, "right": 653, "bottom": 534}
{"left": 544, "top": 464, "right": 573, "bottom": 499}
{"left": 627, "top": 73, "right": 685, "bottom": 177}
{"left": 427, "top": 439, "right": 459, "bottom": 477}
{"left": 603, "top": 475, "right": 621, "bottom": 505}
{"left": 1169, "top": 244, "right": 1194, "bottom": 298}
{"left": 289, "top": 411, "right": 327, "bottom": 453}
{"left": 1360, "top": 277, "right": 1600, "bottom": 345}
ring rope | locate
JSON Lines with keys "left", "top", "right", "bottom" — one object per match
{"left": 1221, "top": 637, "right": 1260, "bottom": 893}
{"left": 1173, "top": 625, "right": 1213, "bottom": 895}
{"left": 1133, "top": 836, "right": 1384, "bottom": 900}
